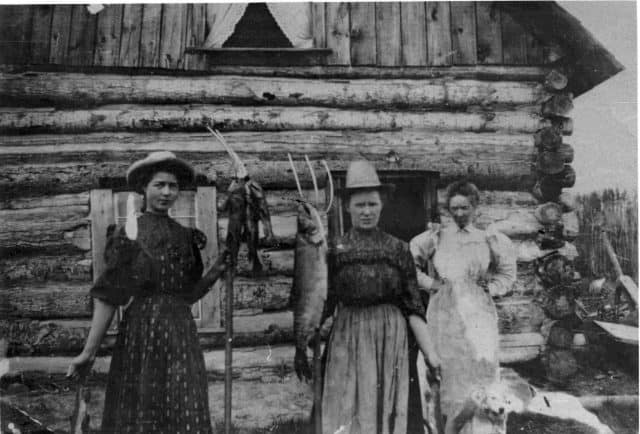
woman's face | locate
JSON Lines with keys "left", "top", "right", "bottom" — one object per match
{"left": 144, "top": 171, "right": 179, "bottom": 214}
{"left": 347, "top": 190, "right": 382, "bottom": 230}
{"left": 449, "top": 194, "right": 475, "bottom": 229}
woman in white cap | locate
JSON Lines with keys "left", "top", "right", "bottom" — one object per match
{"left": 321, "top": 160, "right": 440, "bottom": 434}
{"left": 410, "top": 180, "right": 516, "bottom": 433}
{"left": 67, "top": 152, "right": 227, "bottom": 433}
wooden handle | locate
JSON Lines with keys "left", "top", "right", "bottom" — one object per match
{"left": 602, "top": 230, "right": 624, "bottom": 278}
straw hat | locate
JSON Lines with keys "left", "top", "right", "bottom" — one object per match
{"left": 338, "top": 160, "right": 394, "bottom": 196}
{"left": 127, "top": 151, "right": 195, "bottom": 192}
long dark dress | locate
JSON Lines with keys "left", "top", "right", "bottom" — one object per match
{"left": 91, "top": 212, "right": 213, "bottom": 434}
{"left": 321, "top": 228, "right": 425, "bottom": 434}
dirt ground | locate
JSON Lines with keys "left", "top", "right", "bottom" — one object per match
{"left": 2, "top": 343, "right": 638, "bottom": 434}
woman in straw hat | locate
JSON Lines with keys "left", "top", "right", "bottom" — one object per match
{"left": 321, "top": 160, "right": 440, "bottom": 434}
{"left": 67, "top": 151, "right": 228, "bottom": 433}
{"left": 410, "top": 180, "right": 516, "bottom": 433}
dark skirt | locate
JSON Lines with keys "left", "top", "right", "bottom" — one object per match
{"left": 101, "top": 294, "right": 212, "bottom": 434}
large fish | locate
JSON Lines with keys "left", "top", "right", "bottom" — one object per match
{"left": 291, "top": 200, "right": 329, "bottom": 381}
{"left": 288, "top": 155, "right": 333, "bottom": 381}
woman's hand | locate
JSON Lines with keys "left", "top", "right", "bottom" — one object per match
{"left": 66, "top": 350, "right": 95, "bottom": 380}
{"left": 430, "top": 278, "right": 451, "bottom": 294}
{"left": 212, "top": 248, "right": 230, "bottom": 273}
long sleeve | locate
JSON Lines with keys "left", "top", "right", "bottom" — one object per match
{"left": 409, "top": 228, "right": 439, "bottom": 292}
{"left": 398, "top": 244, "right": 427, "bottom": 318}
{"left": 485, "top": 229, "right": 517, "bottom": 297}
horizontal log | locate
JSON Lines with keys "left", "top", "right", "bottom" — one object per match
{"left": 2, "top": 64, "right": 552, "bottom": 82}
{"left": 2, "top": 316, "right": 543, "bottom": 362}
{"left": 3, "top": 276, "right": 293, "bottom": 318}
{"left": 0, "top": 225, "right": 90, "bottom": 255}
{"left": 0, "top": 192, "right": 89, "bottom": 210}
{"left": 0, "top": 131, "right": 541, "bottom": 198}
{"left": 0, "top": 105, "right": 570, "bottom": 135}
{"left": 0, "top": 253, "right": 91, "bottom": 283}
{"left": 1, "top": 283, "right": 92, "bottom": 319}
{"left": 0, "top": 160, "right": 533, "bottom": 201}
{"left": 0, "top": 71, "right": 552, "bottom": 109}
{"left": 5, "top": 274, "right": 542, "bottom": 333}
{"left": 0, "top": 205, "right": 88, "bottom": 233}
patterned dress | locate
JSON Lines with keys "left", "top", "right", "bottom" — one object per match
{"left": 322, "top": 228, "right": 425, "bottom": 434}
{"left": 91, "top": 212, "right": 212, "bottom": 434}
{"left": 410, "top": 224, "right": 516, "bottom": 433}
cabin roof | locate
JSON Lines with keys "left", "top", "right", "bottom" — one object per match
{"left": 503, "top": 1, "right": 624, "bottom": 96}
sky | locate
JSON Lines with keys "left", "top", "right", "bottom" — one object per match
{"left": 557, "top": 1, "right": 637, "bottom": 194}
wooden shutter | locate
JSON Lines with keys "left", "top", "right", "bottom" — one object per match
{"left": 90, "top": 187, "right": 221, "bottom": 332}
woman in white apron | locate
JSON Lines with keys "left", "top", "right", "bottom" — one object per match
{"left": 410, "top": 181, "right": 516, "bottom": 434}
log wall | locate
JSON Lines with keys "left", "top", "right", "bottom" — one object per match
{"left": 0, "top": 60, "right": 574, "bottom": 361}
{"left": 0, "top": 3, "right": 558, "bottom": 70}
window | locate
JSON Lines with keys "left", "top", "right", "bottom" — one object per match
{"left": 186, "top": 2, "right": 331, "bottom": 66}
{"left": 90, "top": 187, "right": 222, "bottom": 332}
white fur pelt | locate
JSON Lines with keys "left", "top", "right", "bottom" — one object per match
{"left": 437, "top": 372, "right": 614, "bottom": 434}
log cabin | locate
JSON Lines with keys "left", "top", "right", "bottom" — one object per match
{"left": 0, "top": 2, "right": 623, "bottom": 380}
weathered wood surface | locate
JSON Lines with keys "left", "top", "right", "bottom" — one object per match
{"left": 139, "top": 4, "right": 162, "bottom": 68}
{"left": 476, "top": 2, "right": 502, "bottom": 64}
{"left": 0, "top": 253, "right": 91, "bottom": 283}
{"left": 501, "top": 9, "right": 528, "bottom": 65}
{"left": 534, "top": 126, "right": 563, "bottom": 151}
{"left": 400, "top": 2, "right": 427, "bottom": 66}
{"left": 0, "top": 105, "right": 568, "bottom": 135}
{"left": 541, "top": 93, "right": 574, "bottom": 117}
{"left": 67, "top": 5, "right": 97, "bottom": 67}
{"left": 2, "top": 64, "right": 551, "bottom": 81}
{"left": 2, "top": 275, "right": 292, "bottom": 318}
{"left": 29, "top": 6, "right": 54, "bottom": 64}
{"left": 93, "top": 4, "right": 123, "bottom": 67}
{"left": 349, "top": 2, "right": 376, "bottom": 66}
{"left": 0, "top": 205, "right": 88, "bottom": 234}
{"left": 2, "top": 316, "right": 544, "bottom": 361}
{"left": 159, "top": 4, "right": 186, "bottom": 70}
{"left": 0, "top": 6, "right": 32, "bottom": 65}
{"left": 544, "top": 69, "right": 569, "bottom": 91}
{"left": 48, "top": 5, "right": 73, "bottom": 64}
{"left": 426, "top": 1, "right": 452, "bottom": 66}
{"left": 0, "top": 72, "right": 553, "bottom": 109}
{"left": 325, "top": 3, "right": 351, "bottom": 65}
{"left": 376, "top": 2, "right": 401, "bottom": 66}
{"left": 119, "top": 4, "right": 143, "bottom": 67}
{"left": 0, "top": 132, "right": 542, "bottom": 197}
{"left": 450, "top": 2, "right": 477, "bottom": 64}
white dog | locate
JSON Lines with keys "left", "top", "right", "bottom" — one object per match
{"left": 441, "top": 377, "right": 613, "bottom": 434}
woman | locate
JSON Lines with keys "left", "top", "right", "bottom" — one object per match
{"left": 410, "top": 181, "right": 516, "bottom": 433}
{"left": 67, "top": 151, "right": 227, "bottom": 433}
{"left": 321, "top": 161, "right": 440, "bottom": 434}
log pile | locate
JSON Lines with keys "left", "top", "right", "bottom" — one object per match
{"left": 0, "top": 68, "right": 575, "bottom": 363}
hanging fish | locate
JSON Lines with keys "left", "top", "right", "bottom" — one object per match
{"left": 287, "top": 154, "right": 333, "bottom": 381}
{"left": 208, "top": 127, "right": 273, "bottom": 272}
{"left": 124, "top": 193, "right": 138, "bottom": 240}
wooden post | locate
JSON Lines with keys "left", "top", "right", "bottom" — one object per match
{"left": 224, "top": 267, "right": 234, "bottom": 434}
{"left": 313, "top": 330, "right": 323, "bottom": 434}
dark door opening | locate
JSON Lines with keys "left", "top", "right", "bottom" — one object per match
{"left": 329, "top": 170, "right": 440, "bottom": 242}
